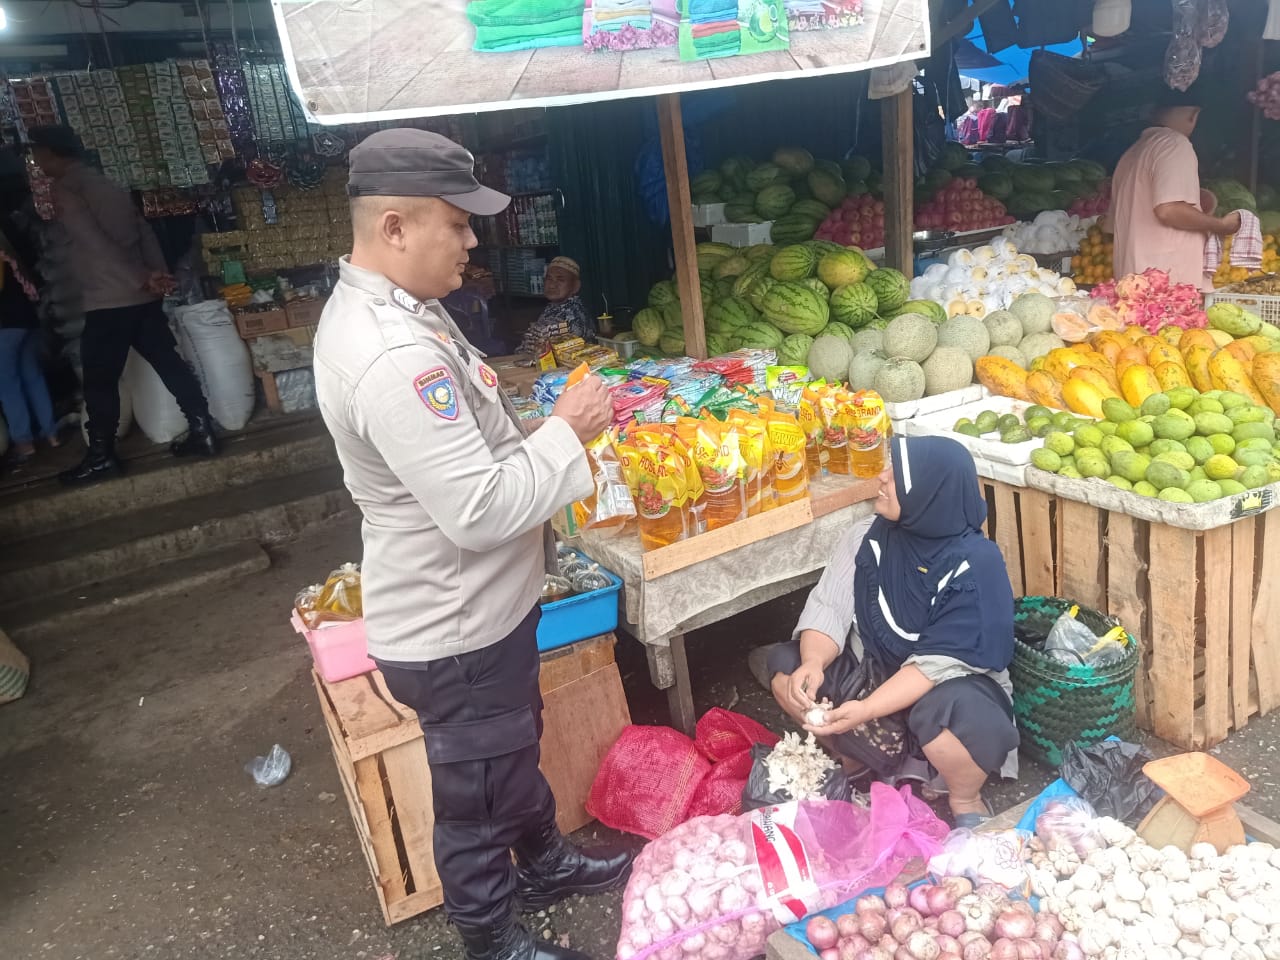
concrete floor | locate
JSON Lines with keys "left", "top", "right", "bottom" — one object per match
{"left": 3, "top": 516, "right": 1278, "bottom": 960}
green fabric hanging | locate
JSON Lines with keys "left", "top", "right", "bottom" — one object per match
{"left": 546, "top": 101, "right": 671, "bottom": 323}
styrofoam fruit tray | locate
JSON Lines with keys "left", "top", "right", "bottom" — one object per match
{"left": 899, "top": 394, "right": 1043, "bottom": 466}
{"left": 883, "top": 383, "right": 989, "bottom": 422}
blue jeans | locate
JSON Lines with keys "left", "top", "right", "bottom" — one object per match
{"left": 0, "top": 328, "right": 56, "bottom": 445}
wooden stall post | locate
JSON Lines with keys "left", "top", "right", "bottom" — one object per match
{"left": 657, "top": 93, "right": 708, "bottom": 360}
{"left": 881, "top": 88, "right": 914, "bottom": 275}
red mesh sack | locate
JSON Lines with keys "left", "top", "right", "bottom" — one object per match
{"left": 694, "top": 707, "right": 779, "bottom": 762}
{"left": 586, "top": 725, "right": 711, "bottom": 840}
{"left": 685, "top": 747, "right": 754, "bottom": 820}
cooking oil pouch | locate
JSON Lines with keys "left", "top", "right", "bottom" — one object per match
{"left": 667, "top": 428, "right": 706, "bottom": 537}
{"left": 728, "top": 411, "right": 774, "bottom": 514}
{"left": 295, "top": 584, "right": 325, "bottom": 630}
{"left": 845, "top": 390, "right": 889, "bottom": 478}
{"left": 628, "top": 436, "right": 691, "bottom": 551}
{"left": 688, "top": 419, "right": 747, "bottom": 531}
{"left": 317, "top": 563, "right": 363, "bottom": 620}
{"left": 818, "top": 393, "right": 850, "bottom": 475}
{"left": 798, "top": 389, "right": 826, "bottom": 477}
{"left": 767, "top": 411, "right": 810, "bottom": 505}
{"left": 572, "top": 430, "right": 636, "bottom": 533}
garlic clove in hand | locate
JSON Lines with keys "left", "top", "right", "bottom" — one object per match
{"left": 804, "top": 698, "right": 834, "bottom": 727}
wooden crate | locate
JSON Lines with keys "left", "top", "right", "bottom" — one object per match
{"left": 313, "top": 633, "right": 631, "bottom": 925}
{"left": 982, "top": 479, "right": 1280, "bottom": 751}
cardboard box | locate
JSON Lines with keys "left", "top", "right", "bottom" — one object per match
{"left": 710, "top": 221, "right": 774, "bottom": 247}
{"left": 285, "top": 296, "right": 327, "bottom": 328}
{"left": 233, "top": 305, "right": 288, "bottom": 339}
{"left": 248, "top": 325, "right": 317, "bottom": 373}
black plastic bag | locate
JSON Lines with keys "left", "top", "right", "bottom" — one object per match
{"left": 741, "top": 743, "right": 852, "bottom": 811}
{"left": 1060, "top": 739, "right": 1163, "bottom": 825}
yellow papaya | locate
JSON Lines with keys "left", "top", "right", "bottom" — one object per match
{"left": 1120, "top": 364, "right": 1162, "bottom": 407}
{"left": 1026, "top": 370, "right": 1066, "bottom": 409}
{"left": 1253, "top": 352, "right": 1280, "bottom": 414}
{"left": 1154, "top": 361, "right": 1191, "bottom": 391}
{"left": 1208, "top": 329, "right": 1235, "bottom": 348}
{"left": 1208, "top": 350, "right": 1267, "bottom": 404}
{"left": 1062, "top": 378, "right": 1108, "bottom": 419}
{"left": 1116, "top": 345, "right": 1150, "bottom": 372}
{"left": 1222, "top": 339, "right": 1258, "bottom": 365}
{"left": 1158, "top": 326, "right": 1185, "bottom": 347}
{"left": 975, "top": 355, "right": 1032, "bottom": 401}
{"left": 1090, "top": 331, "right": 1129, "bottom": 366}
{"left": 1122, "top": 325, "right": 1148, "bottom": 343}
{"left": 1069, "top": 366, "right": 1121, "bottom": 400}
{"left": 1178, "top": 328, "right": 1217, "bottom": 351}
{"left": 1043, "top": 347, "right": 1090, "bottom": 383}
{"left": 1241, "top": 334, "right": 1278, "bottom": 355}
{"left": 1147, "top": 341, "right": 1184, "bottom": 369}
{"left": 1183, "top": 345, "right": 1215, "bottom": 392}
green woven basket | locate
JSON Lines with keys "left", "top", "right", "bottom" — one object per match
{"left": 1010, "top": 596, "right": 1139, "bottom": 767}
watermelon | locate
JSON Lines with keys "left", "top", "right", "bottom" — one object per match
{"left": 660, "top": 331, "right": 686, "bottom": 356}
{"left": 1011, "top": 166, "right": 1056, "bottom": 194}
{"left": 829, "top": 282, "right": 879, "bottom": 328}
{"left": 822, "top": 321, "right": 856, "bottom": 342}
{"left": 720, "top": 156, "right": 754, "bottom": 188}
{"left": 770, "top": 244, "right": 819, "bottom": 281}
{"left": 981, "top": 155, "right": 1013, "bottom": 174}
{"left": 979, "top": 173, "right": 1013, "bottom": 200}
{"left": 714, "top": 278, "right": 735, "bottom": 301}
{"left": 692, "top": 190, "right": 720, "bottom": 206}
{"left": 731, "top": 261, "right": 769, "bottom": 298}
{"left": 778, "top": 333, "right": 814, "bottom": 366}
{"left": 634, "top": 308, "right": 664, "bottom": 347}
{"left": 937, "top": 141, "right": 970, "bottom": 172}
{"left": 1071, "top": 159, "right": 1107, "bottom": 182}
{"left": 746, "top": 275, "right": 776, "bottom": 311}
{"left": 648, "top": 280, "right": 679, "bottom": 309}
{"left": 846, "top": 180, "right": 869, "bottom": 197}
{"left": 745, "top": 163, "right": 787, "bottom": 191}
{"left": 717, "top": 184, "right": 739, "bottom": 202}
{"left": 690, "top": 171, "right": 722, "bottom": 195}
{"left": 661, "top": 303, "right": 683, "bottom": 330}
{"left": 699, "top": 278, "right": 717, "bottom": 307}
{"left": 713, "top": 254, "right": 749, "bottom": 280}
{"left": 761, "top": 282, "right": 830, "bottom": 335}
{"left": 864, "top": 268, "right": 909, "bottom": 314}
{"left": 735, "top": 322, "right": 784, "bottom": 351}
{"left": 773, "top": 146, "right": 815, "bottom": 177}
{"left": 889, "top": 300, "right": 947, "bottom": 324}
{"left": 705, "top": 333, "right": 731, "bottom": 357}
{"left": 808, "top": 239, "right": 846, "bottom": 258}
{"left": 770, "top": 214, "right": 820, "bottom": 245}
{"left": 923, "top": 169, "right": 953, "bottom": 193}
{"left": 807, "top": 169, "right": 847, "bottom": 207}
{"left": 745, "top": 244, "right": 775, "bottom": 262}
{"left": 790, "top": 199, "right": 831, "bottom": 221}
{"left": 755, "top": 184, "right": 797, "bottom": 220}
{"left": 800, "top": 278, "right": 830, "bottom": 301}
{"left": 706, "top": 296, "right": 758, "bottom": 332}
{"left": 725, "top": 200, "right": 760, "bottom": 223}
{"left": 842, "top": 155, "right": 872, "bottom": 182}
{"left": 818, "top": 249, "right": 872, "bottom": 287}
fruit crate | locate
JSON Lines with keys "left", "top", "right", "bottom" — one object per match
{"left": 979, "top": 477, "right": 1280, "bottom": 753}
{"left": 899, "top": 395, "right": 1038, "bottom": 485}
{"left": 883, "top": 384, "right": 988, "bottom": 427}
{"left": 312, "top": 633, "right": 630, "bottom": 925}
{"left": 1204, "top": 283, "right": 1280, "bottom": 327}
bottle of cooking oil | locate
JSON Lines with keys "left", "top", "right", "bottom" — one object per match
{"left": 847, "top": 391, "right": 889, "bottom": 478}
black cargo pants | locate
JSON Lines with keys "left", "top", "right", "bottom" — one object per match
{"left": 376, "top": 606, "right": 557, "bottom": 927}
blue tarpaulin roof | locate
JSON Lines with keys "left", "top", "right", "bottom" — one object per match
{"left": 958, "top": 22, "right": 1086, "bottom": 86}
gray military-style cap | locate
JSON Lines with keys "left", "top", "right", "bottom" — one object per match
{"left": 346, "top": 128, "right": 510, "bottom": 216}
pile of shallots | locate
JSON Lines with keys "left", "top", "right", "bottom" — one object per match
{"left": 804, "top": 878, "right": 1081, "bottom": 960}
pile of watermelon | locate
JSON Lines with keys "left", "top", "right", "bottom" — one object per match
{"left": 691, "top": 147, "right": 883, "bottom": 245}
{"left": 633, "top": 239, "right": 921, "bottom": 373}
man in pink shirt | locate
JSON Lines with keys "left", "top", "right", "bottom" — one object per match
{"left": 1110, "top": 89, "right": 1240, "bottom": 290}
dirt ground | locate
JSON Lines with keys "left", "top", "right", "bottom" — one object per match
{"left": 3, "top": 517, "right": 1277, "bottom": 960}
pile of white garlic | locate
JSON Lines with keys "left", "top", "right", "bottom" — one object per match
{"left": 762, "top": 732, "right": 837, "bottom": 802}
{"left": 1028, "top": 814, "right": 1280, "bottom": 960}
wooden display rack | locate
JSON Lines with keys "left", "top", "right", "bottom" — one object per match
{"left": 312, "top": 633, "right": 630, "bottom": 925}
{"left": 980, "top": 478, "right": 1280, "bottom": 751}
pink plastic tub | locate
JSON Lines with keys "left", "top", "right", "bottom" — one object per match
{"left": 291, "top": 610, "right": 377, "bottom": 683}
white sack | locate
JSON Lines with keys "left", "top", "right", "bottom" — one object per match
{"left": 174, "top": 300, "right": 255, "bottom": 431}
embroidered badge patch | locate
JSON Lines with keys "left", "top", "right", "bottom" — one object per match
{"left": 392, "top": 287, "right": 423, "bottom": 314}
{"left": 414, "top": 367, "right": 459, "bottom": 420}
{"left": 478, "top": 363, "right": 498, "bottom": 389}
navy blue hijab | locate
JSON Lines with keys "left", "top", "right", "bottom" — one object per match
{"left": 853, "top": 435, "right": 1014, "bottom": 673}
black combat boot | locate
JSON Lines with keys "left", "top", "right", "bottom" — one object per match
{"left": 59, "top": 432, "right": 123, "bottom": 485}
{"left": 170, "top": 413, "right": 220, "bottom": 457}
{"left": 454, "top": 916, "right": 595, "bottom": 960}
{"left": 514, "top": 820, "right": 634, "bottom": 911}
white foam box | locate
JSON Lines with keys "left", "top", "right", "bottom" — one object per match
{"left": 691, "top": 203, "right": 727, "bottom": 228}
{"left": 711, "top": 221, "right": 773, "bottom": 247}
{"left": 898, "top": 394, "right": 1037, "bottom": 486}
{"left": 1026, "top": 468, "right": 1280, "bottom": 532}
{"left": 883, "top": 384, "right": 988, "bottom": 425}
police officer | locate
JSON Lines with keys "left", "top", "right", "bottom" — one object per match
{"left": 313, "top": 129, "right": 632, "bottom": 960}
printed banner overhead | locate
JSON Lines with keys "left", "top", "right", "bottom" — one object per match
{"left": 272, "top": 0, "right": 930, "bottom": 124}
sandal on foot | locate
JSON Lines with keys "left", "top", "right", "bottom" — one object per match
{"left": 952, "top": 799, "right": 994, "bottom": 830}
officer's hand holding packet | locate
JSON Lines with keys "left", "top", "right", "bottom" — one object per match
{"left": 561, "top": 363, "right": 636, "bottom": 532}
{"left": 552, "top": 362, "right": 614, "bottom": 443}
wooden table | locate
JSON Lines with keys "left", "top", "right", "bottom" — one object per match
{"left": 575, "top": 475, "right": 879, "bottom": 736}
{"left": 312, "top": 634, "right": 630, "bottom": 925}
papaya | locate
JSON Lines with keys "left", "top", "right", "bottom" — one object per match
{"left": 1222, "top": 339, "right": 1258, "bottom": 365}
{"left": 1208, "top": 329, "right": 1235, "bottom": 348}
{"left": 1053, "top": 311, "right": 1093, "bottom": 342}
{"left": 1138, "top": 335, "right": 1164, "bottom": 354}
{"left": 1026, "top": 370, "right": 1066, "bottom": 409}
{"left": 1253, "top": 352, "right": 1280, "bottom": 414}
{"left": 1183, "top": 345, "right": 1215, "bottom": 393}
{"left": 1088, "top": 304, "right": 1123, "bottom": 331}
{"left": 1122, "top": 325, "right": 1148, "bottom": 343}
{"left": 1115, "top": 344, "right": 1150, "bottom": 373}
{"left": 1091, "top": 331, "right": 1130, "bottom": 366}
{"left": 1155, "top": 361, "right": 1191, "bottom": 391}
{"left": 1043, "top": 347, "right": 1091, "bottom": 383}
{"left": 1120, "top": 364, "right": 1162, "bottom": 407}
{"left": 1147, "top": 341, "right": 1184, "bottom": 369}
{"left": 1158, "top": 326, "right": 1185, "bottom": 347}
{"left": 1069, "top": 366, "right": 1121, "bottom": 400}
{"left": 1241, "top": 334, "right": 1278, "bottom": 355}
{"left": 975, "top": 355, "right": 1032, "bottom": 401}
{"left": 1208, "top": 350, "right": 1267, "bottom": 405}
{"left": 1063, "top": 378, "right": 1108, "bottom": 419}
{"left": 1179, "top": 328, "right": 1217, "bottom": 351}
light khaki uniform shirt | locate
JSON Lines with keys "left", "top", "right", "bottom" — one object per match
{"left": 313, "top": 258, "right": 591, "bottom": 663}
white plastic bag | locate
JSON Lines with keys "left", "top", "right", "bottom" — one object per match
{"left": 124, "top": 348, "right": 188, "bottom": 444}
{"left": 174, "top": 300, "right": 255, "bottom": 431}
